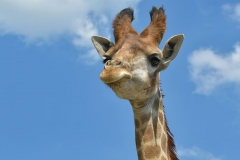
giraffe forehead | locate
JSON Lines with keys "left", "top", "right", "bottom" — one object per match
{"left": 107, "top": 35, "right": 162, "bottom": 58}
{"left": 122, "top": 37, "right": 161, "bottom": 56}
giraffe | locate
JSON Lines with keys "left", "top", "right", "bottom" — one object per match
{"left": 91, "top": 6, "right": 184, "bottom": 160}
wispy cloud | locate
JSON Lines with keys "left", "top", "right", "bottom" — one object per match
{"left": 0, "top": 0, "right": 141, "bottom": 63}
{"left": 188, "top": 43, "right": 240, "bottom": 95}
{"left": 178, "top": 146, "right": 222, "bottom": 160}
{"left": 222, "top": 3, "right": 240, "bottom": 23}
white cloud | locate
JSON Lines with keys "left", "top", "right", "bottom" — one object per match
{"left": 72, "top": 14, "right": 110, "bottom": 48}
{"left": 0, "top": 0, "right": 141, "bottom": 63}
{"left": 222, "top": 3, "right": 240, "bottom": 23}
{"left": 188, "top": 43, "right": 240, "bottom": 95}
{"left": 178, "top": 146, "right": 222, "bottom": 160}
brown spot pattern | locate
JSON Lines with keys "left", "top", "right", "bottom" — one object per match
{"left": 140, "top": 113, "right": 150, "bottom": 125}
{"left": 138, "top": 150, "right": 144, "bottom": 160}
{"left": 156, "top": 122, "right": 163, "bottom": 137}
{"left": 135, "top": 131, "right": 141, "bottom": 148}
{"left": 160, "top": 156, "right": 167, "bottom": 160}
{"left": 161, "top": 133, "right": 168, "bottom": 154}
{"left": 143, "top": 125, "right": 154, "bottom": 143}
{"left": 144, "top": 145, "right": 161, "bottom": 159}
{"left": 158, "top": 112, "right": 164, "bottom": 125}
{"left": 135, "top": 118, "right": 140, "bottom": 129}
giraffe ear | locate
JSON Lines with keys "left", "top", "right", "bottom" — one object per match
{"left": 91, "top": 36, "right": 114, "bottom": 58}
{"left": 161, "top": 34, "right": 184, "bottom": 69}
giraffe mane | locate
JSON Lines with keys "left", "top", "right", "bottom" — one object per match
{"left": 164, "top": 107, "right": 178, "bottom": 160}
{"left": 160, "top": 81, "right": 178, "bottom": 160}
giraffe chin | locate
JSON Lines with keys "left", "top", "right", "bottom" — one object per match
{"left": 100, "top": 69, "right": 132, "bottom": 84}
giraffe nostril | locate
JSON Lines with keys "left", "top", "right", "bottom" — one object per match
{"left": 106, "top": 60, "right": 111, "bottom": 65}
{"left": 116, "top": 61, "right": 122, "bottom": 65}
{"left": 105, "top": 60, "right": 123, "bottom": 67}
{"left": 113, "top": 60, "right": 123, "bottom": 66}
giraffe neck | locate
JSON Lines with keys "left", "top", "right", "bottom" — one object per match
{"left": 131, "top": 90, "right": 178, "bottom": 160}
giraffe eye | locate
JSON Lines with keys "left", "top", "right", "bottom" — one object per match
{"left": 103, "top": 56, "right": 112, "bottom": 64}
{"left": 150, "top": 57, "right": 160, "bottom": 67}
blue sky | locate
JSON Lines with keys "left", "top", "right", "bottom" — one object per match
{"left": 0, "top": 0, "right": 240, "bottom": 160}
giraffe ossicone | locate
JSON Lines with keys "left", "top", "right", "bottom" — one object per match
{"left": 92, "top": 6, "right": 184, "bottom": 160}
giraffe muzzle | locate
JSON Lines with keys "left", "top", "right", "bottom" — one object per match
{"left": 100, "top": 61, "right": 132, "bottom": 84}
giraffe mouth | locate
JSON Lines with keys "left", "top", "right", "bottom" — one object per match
{"left": 100, "top": 68, "right": 132, "bottom": 84}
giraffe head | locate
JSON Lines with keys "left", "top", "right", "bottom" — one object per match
{"left": 92, "top": 7, "right": 184, "bottom": 108}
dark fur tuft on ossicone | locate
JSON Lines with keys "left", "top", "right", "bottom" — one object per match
{"left": 150, "top": 6, "right": 165, "bottom": 21}
{"left": 119, "top": 8, "right": 134, "bottom": 21}
{"left": 140, "top": 6, "right": 166, "bottom": 45}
